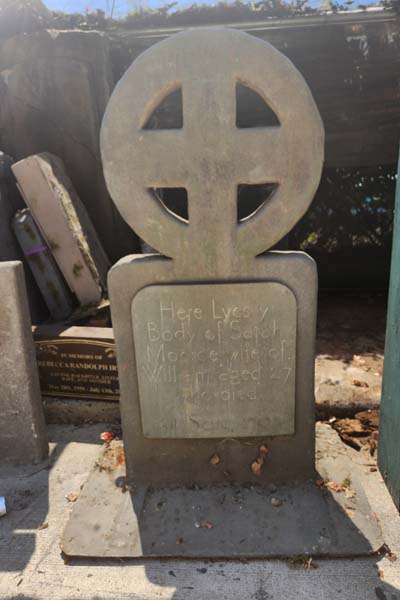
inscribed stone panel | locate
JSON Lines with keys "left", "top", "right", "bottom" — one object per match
{"left": 132, "top": 282, "right": 296, "bottom": 438}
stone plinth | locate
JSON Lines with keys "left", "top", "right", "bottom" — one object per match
{"left": 0, "top": 261, "right": 48, "bottom": 463}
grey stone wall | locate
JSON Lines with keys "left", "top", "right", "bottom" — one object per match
{"left": 0, "top": 29, "right": 138, "bottom": 263}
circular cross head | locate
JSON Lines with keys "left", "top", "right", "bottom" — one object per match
{"left": 101, "top": 27, "right": 324, "bottom": 259}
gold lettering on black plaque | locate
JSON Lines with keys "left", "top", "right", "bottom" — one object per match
{"left": 35, "top": 339, "right": 119, "bottom": 401}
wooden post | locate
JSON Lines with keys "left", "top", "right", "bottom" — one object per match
{"left": 378, "top": 149, "right": 400, "bottom": 511}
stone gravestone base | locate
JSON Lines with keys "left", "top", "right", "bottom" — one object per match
{"left": 61, "top": 424, "right": 383, "bottom": 558}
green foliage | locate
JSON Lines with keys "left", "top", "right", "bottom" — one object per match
{"left": 291, "top": 165, "right": 397, "bottom": 252}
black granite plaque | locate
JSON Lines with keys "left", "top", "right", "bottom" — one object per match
{"left": 33, "top": 326, "right": 119, "bottom": 401}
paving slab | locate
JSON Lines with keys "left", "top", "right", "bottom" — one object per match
{"left": 60, "top": 424, "right": 383, "bottom": 558}
{"left": 1, "top": 424, "right": 399, "bottom": 599}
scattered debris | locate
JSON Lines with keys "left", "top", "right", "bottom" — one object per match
{"left": 315, "top": 478, "right": 356, "bottom": 498}
{"left": 369, "top": 431, "right": 378, "bottom": 456}
{"left": 176, "top": 536, "right": 184, "bottom": 545}
{"left": 100, "top": 431, "right": 116, "bottom": 442}
{"left": 209, "top": 453, "right": 221, "bottom": 466}
{"left": 352, "top": 379, "right": 369, "bottom": 388}
{"left": 95, "top": 442, "right": 126, "bottom": 472}
{"left": 196, "top": 567, "right": 208, "bottom": 574}
{"left": 344, "top": 506, "right": 355, "bottom": 518}
{"left": 344, "top": 488, "right": 356, "bottom": 499}
{"left": 168, "top": 570, "right": 176, "bottom": 577}
{"left": 271, "top": 497, "right": 282, "bottom": 507}
{"left": 38, "top": 522, "right": 48, "bottom": 530}
{"left": 287, "top": 555, "right": 318, "bottom": 570}
{"left": 0, "top": 497, "right": 6, "bottom": 517}
{"left": 251, "top": 444, "right": 268, "bottom": 476}
{"left": 195, "top": 520, "right": 214, "bottom": 529}
{"left": 115, "top": 476, "right": 133, "bottom": 493}
{"left": 329, "top": 409, "right": 379, "bottom": 453}
{"left": 353, "top": 355, "right": 366, "bottom": 365}
{"left": 325, "top": 481, "right": 344, "bottom": 493}
{"left": 381, "top": 544, "right": 398, "bottom": 562}
{"left": 333, "top": 418, "right": 366, "bottom": 436}
{"left": 65, "top": 492, "right": 78, "bottom": 503}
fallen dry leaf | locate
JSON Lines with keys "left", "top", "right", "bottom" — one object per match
{"left": 250, "top": 444, "right": 268, "bottom": 476}
{"left": 326, "top": 481, "right": 344, "bottom": 492}
{"left": 287, "top": 555, "right": 318, "bottom": 570}
{"left": 195, "top": 520, "right": 214, "bottom": 529}
{"left": 100, "top": 431, "right": 115, "bottom": 442}
{"left": 209, "top": 454, "right": 221, "bottom": 466}
{"left": 65, "top": 492, "right": 78, "bottom": 503}
{"left": 259, "top": 445, "right": 268, "bottom": 458}
{"left": 353, "top": 355, "right": 366, "bottom": 365}
{"left": 344, "top": 489, "right": 356, "bottom": 499}
{"left": 352, "top": 379, "right": 369, "bottom": 388}
{"left": 271, "top": 497, "right": 282, "bottom": 507}
{"left": 38, "top": 522, "right": 48, "bottom": 530}
{"left": 251, "top": 459, "right": 263, "bottom": 476}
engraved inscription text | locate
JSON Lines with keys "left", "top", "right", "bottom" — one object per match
{"left": 131, "top": 282, "right": 296, "bottom": 438}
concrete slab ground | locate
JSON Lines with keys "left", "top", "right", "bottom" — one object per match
{"left": 0, "top": 423, "right": 399, "bottom": 600}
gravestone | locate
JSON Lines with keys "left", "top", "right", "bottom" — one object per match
{"left": 101, "top": 27, "right": 323, "bottom": 484}
{"left": 12, "top": 153, "right": 110, "bottom": 307}
{"left": 62, "top": 28, "right": 383, "bottom": 558}
{"left": 13, "top": 208, "right": 75, "bottom": 321}
{"left": 0, "top": 261, "right": 48, "bottom": 463}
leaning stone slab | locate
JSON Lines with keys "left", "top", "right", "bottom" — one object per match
{"left": 0, "top": 261, "right": 48, "bottom": 463}
{"left": 13, "top": 208, "right": 75, "bottom": 321}
{"left": 12, "top": 153, "right": 110, "bottom": 307}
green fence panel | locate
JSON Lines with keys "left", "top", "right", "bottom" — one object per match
{"left": 379, "top": 149, "right": 400, "bottom": 511}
